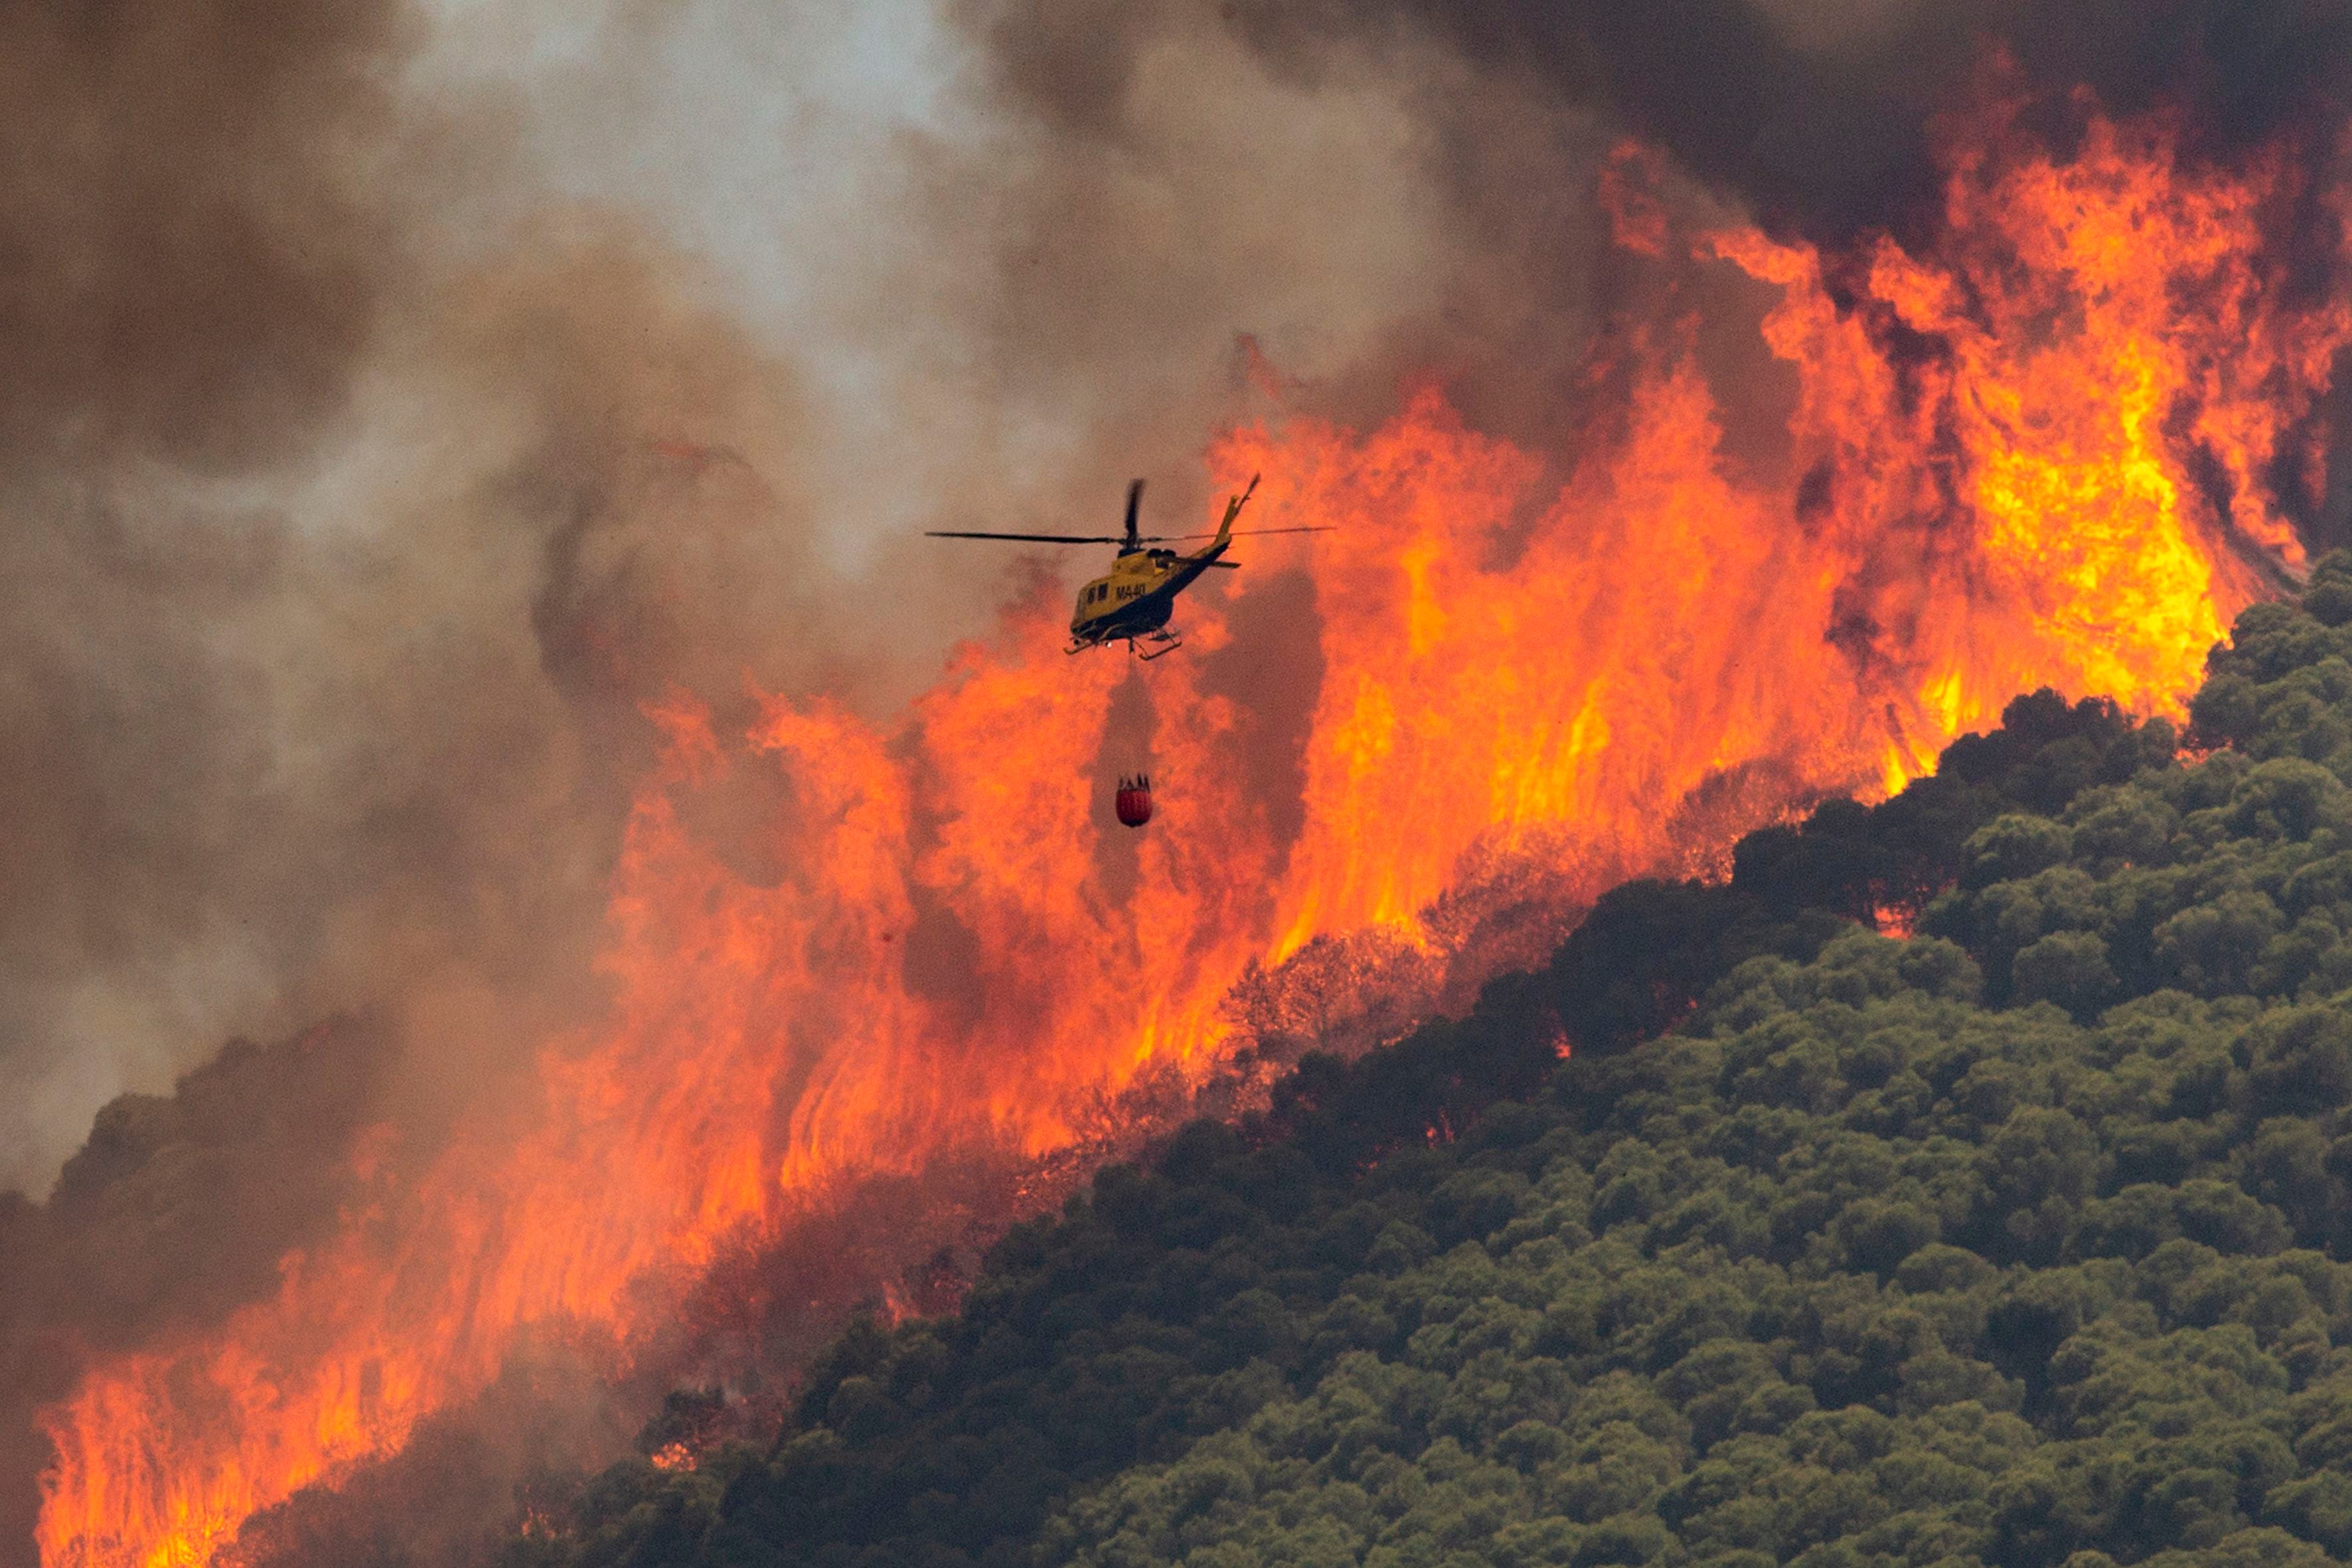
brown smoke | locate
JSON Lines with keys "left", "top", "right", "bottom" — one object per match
{"left": 0, "top": 0, "right": 1515, "bottom": 1555}
{"left": 0, "top": 4, "right": 905, "bottom": 1557}
{"left": 0, "top": 7, "right": 836, "bottom": 1197}
{"left": 11, "top": 1, "right": 2349, "bottom": 1564}
{"left": 0, "top": 0, "right": 406, "bottom": 1192}
{"left": 19, "top": 0, "right": 2347, "bottom": 1198}
{"left": 963, "top": 0, "right": 2352, "bottom": 516}
{"left": 1198, "top": 0, "right": 2352, "bottom": 245}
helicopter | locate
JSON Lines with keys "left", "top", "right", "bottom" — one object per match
{"left": 927, "top": 475, "right": 1326, "bottom": 659}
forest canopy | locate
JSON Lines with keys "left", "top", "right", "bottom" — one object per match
{"left": 461, "top": 554, "right": 2352, "bottom": 1568}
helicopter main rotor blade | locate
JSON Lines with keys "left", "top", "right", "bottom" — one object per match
{"left": 925, "top": 531, "right": 1127, "bottom": 544}
{"left": 1135, "top": 526, "right": 1337, "bottom": 542}
{"left": 1124, "top": 479, "right": 1144, "bottom": 550}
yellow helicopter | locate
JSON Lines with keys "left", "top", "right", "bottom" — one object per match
{"left": 929, "top": 475, "right": 1325, "bottom": 659}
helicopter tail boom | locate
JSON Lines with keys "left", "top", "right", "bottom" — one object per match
{"left": 1208, "top": 474, "right": 1260, "bottom": 554}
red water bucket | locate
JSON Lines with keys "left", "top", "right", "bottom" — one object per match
{"left": 1115, "top": 774, "right": 1154, "bottom": 828}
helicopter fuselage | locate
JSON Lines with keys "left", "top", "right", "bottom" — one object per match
{"left": 1069, "top": 539, "right": 1229, "bottom": 649}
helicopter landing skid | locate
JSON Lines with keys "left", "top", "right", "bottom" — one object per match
{"left": 1136, "top": 633, "right": 1182, "bottom": 662}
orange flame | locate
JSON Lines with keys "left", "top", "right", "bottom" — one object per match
{"left": 34, "top": 96, "right": 2352, "bottom": 1567}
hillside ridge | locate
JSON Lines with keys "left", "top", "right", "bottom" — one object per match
{"left": 390, "top": 558, "right": 2352, "bottom": 1565}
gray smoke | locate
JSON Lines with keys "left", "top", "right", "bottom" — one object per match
{"left": 959, "top": 0, "right": 2352, "bottom": 514}
{"left": 1196, "top": 0, "right": 2352, "bottom": 244}
{"left": 21, "top": 0, "right": 2347, "bottom": 1203}
{"left": 0, "top": 13, "right": 1490, "bottom": 1553}
{"left": 0, "top": 0, "right": 410, "bottom": 1192}
{"left": 9, "top": 0, "right": 2351, "bottom": 1563}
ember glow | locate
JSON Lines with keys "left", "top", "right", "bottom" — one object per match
{"left": 35, "top": 98, "right": 2351, "bottom": 1567}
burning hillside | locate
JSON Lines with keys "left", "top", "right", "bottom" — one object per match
{"left": 23, "top": 60, "right": 2350, "bottom": 1565}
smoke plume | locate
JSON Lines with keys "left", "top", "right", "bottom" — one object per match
{"left": 0, "top": 0, "right": 1504, "bottom": 1555}
{"left": 10, "top": 1, "right": 2352, "bottom": 1564}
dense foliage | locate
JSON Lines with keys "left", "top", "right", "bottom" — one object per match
{"left": 502, "top": 554, "right": 2352, "bottom": 1568}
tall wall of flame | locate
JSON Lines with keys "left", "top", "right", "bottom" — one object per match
{"left": 33, "top": 100, "right": 2352, "bottom": 1568}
